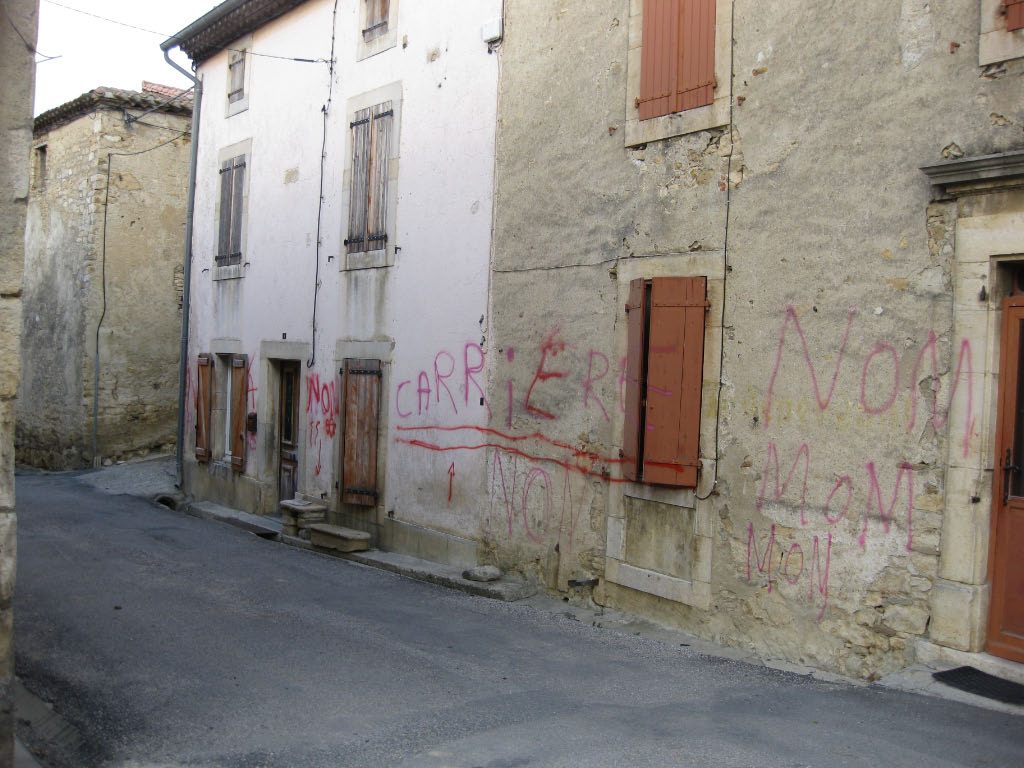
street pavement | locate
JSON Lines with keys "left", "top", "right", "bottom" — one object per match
{"left": 13, "top": 468, "right": 1024, "bottom": 767}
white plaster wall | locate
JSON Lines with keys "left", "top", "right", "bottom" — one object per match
{"left": 189, "top": 0, "right": 500, "bottom": 529}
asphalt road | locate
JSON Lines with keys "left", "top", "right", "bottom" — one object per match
{"left": 13, "top": 472, "right": 1024, "bottom": 767}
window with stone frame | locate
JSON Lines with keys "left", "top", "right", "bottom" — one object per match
{"left": 217, "top": 153, "right": 246, "bottom": 266}
{"left": 345, "top": 101, "right": 393, "bottom": 257}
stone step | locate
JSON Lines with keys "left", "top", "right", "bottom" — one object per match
{"left": 309, "top": 523, "right": 371, "bottom": 553}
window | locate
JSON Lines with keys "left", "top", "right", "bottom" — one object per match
{"left": 346, "top": 101, "right": 393, "bottom": 258}
{"left": 225, "top": 38, "right": 251, "bottom": 115}
{"left": 217, "top": 154, "right": 246, "bottom": 267}
{"left": 340, "top": 358, "right": 381, "bottom": 506}
{"left": 363, "top": 0, "right": 390, "bottom": 42}
{"left": 195, "top": 353, "right": 212, "bottom": 461}
{"left": 625, "top": 0, "right": 730, "bottom": 146}
{"left": 32, "top": 144, "right": 46, "bottom": 191}
{"left": 982, "top": 0, "right": 1024, "bottom": 64}
{"left": 637, "top": 0, "right": 716, "bottom": 120}
{"left": 622, "top": 276, "right": 708, "bottom": 488}
{"left": 358, "top": 0, "right": 398, "bottom": 59}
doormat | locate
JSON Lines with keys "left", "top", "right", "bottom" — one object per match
{"left": 932, "top": 666, "right": 1024, "bottom": 705}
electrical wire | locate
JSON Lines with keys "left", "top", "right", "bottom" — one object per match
{"left": 44, "top": 1, "right": 328, "bottom": 63}
{"left": 93, "top": 128, "right": 190, "bottom": 464}
{"left": 306, "top": 0, "right": 339, "bottom": 369}
{"left": 1, "top": 0, "right": 60, "bottom": 61}
{"left": 695, "top": 0, "right": 736, "bottom": 502}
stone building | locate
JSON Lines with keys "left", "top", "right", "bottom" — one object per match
{"left": 0, "top": 0, "right": 39, "bottom": 762}
{"left": 474, "top": 0, "right": 1024, "bottom": 681}
{"left": 172, "top": 0, "right": 1024, "bottom": 682}
{"left": 18, "top": 84, "right": 193, "bottom": 469}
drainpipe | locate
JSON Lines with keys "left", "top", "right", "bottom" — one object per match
{"left": 162, "top": 46, "right": 202, "bottom": 489}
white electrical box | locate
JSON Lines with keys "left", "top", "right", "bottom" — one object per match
{"left": 481, "top": 17, "right": 503, "bottom": 44}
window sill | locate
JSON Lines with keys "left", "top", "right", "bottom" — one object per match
{"left": 343, "top": 248, "right": 392, "bottom": 271}
{"left": 213, "top": 263, "right": 246, "bottom": 281}
{"left": 624, "top": 98, "right": 729, "bottom": 148}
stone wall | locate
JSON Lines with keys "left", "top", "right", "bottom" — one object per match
{"left": 18, "top": 104, "right": 190, "bottom": 468}
{"left": 0, "top": 1, "right": 38, "bottom": 763}
{"left": 489, "top": 0, "right": 1024, "bottom": 679}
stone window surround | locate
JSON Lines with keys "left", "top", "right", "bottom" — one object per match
{"left": 604, "top": 251, "right": 725, "bottom": 611}
{"left": 212, "top": 138, "right": 252, "bottom": 282}
{"left": 980, "top": 0, "right": 1024, "bottom": 66}
{"left": 340, "top": 82, "right": 402, "bottom": 272}
{"left": 920, "top": 151, "right": 1024, "bottom": 658}
{"left": 625, "top": 0, "right": 732, "bottom": 148}
{"left": 226, "top": 34, "right": 253, "bottom": 118}
{"left": 357, "top": 0, "right": 399, "bottom": 62}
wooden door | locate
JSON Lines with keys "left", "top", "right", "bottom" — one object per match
{"left": 279, "top": 362, "right": 300, "bottom": 502}
{"left": 990, "top": 298, "right": 1024, "bottom": 662}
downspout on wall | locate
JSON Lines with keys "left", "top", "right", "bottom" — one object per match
{"left": 160, "top": 44, "right": 202, "bottom": 489}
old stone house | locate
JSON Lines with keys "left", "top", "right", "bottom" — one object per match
{"left": 18, "top": 84, "right": 193, "bottom": 469}
{"left": 171, "top": 0, "right": 1024, "bottom": 682}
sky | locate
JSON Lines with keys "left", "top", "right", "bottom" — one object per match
{"left": 33, "top": 0, "right": 222, "bottom": 115}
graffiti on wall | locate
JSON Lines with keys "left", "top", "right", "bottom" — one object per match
{"left": 747, "top": 305, "right": 974, "bottom": 619}
{"left": 306, "top": 371, "right": 339, "bottom": 476}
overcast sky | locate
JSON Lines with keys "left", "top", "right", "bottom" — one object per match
{"left": 33, "top": 0, "right": 221, "bottom": 115}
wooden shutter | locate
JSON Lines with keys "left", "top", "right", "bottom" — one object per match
{"left": 341, "top": 358, "right": 381, "bottom": 506}
{"left": 229, "top": 157, "right": 245, "bottom": 264}
{"left": 1006, "top": 1, "right": 1024, "bottom": 32}
{"left": 643, "top": 277, "right": 707, "bottom": 487}
{"left": 638, "top": 0, "right": 680, "bottom": 120}
{"left": 367, "top": 103, "right": 392, "bottom": 252}
{"left": 364, "top": 0, "right": 390, "bottom": 40}
{"left": 347, "top": 103, "right": 392, "bottom": 254}
{"left": 217, "top": 160, "right": 233, "bottom": 264}
{"left": 347, "top": 108, "right": 372, "bottom": 254}
{"left": 230, "top": 354, "right": 248, "bottom": 471}
{"left": 676, "top": 0, "right": 716, "bottom": 113}
{"left": 622, "top": 279, "right": 647, "bottom": 481}
{"left": 228, "top": 50, "right": 245, "bottom": 103}
{"left": 195, "top": 354, "right": 212, "bottom": 461}
{"left": 637, "top": 0, "right": 716, "bottom": 120}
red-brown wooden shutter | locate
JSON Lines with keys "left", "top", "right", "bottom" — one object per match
{"left": 1006, "top": 1, "right": 1024, "bottom": 32}
{"left": 637, "top": 0, "right": 716, "bottom": 120}
{"left": 622, "top": 279, "right": 647, "bottom": 481}
{"left": 195, "top": 353, "right": 212, "bottom": 461}
{"left": 230, "top": 354, "right": 247, "bottom": 471}
{"left": 638, "top": 0, "right": 680, "bottom": 120}
{"left": 643, "top": 276, "right": 707, "bottom": 487}
{"left": 676, "top": 0, "right": 716, "bottom": 113}
{"left": 341, "top": 358, "right": 381, "bottom": 506}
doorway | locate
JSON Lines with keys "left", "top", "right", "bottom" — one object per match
{"left": 991, "top": 294, "right": 1024, "bottom": 662}
{"left": 278, "top": 361, "right": 300, "bottom": 503}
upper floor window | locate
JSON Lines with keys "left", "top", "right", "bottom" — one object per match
{"left": 346, "top": 101, "right": 393, "bottom": 258}
{"left": 226, "top": 37, "right": 252, "bottom": 116}
{"left": 358, "top": 0, "right": 398, "bottom": 60}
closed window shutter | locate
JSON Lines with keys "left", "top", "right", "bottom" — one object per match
{"left": 341, "top": 358, "right": 381, "bottom": 506}
{"left": 638, "top": 0, "right": 716, "bottom": 120}
{"left": 347, "top": 107, "right": 372, "bottom": 254}
{"left": 230, "top": 354, "right": 248, "bottom": 471}
{"left": 676, "top": 0, "right": 716, "bottom": 113}
{"left": 1006, "top": 1, "right": 1024, "bottom": 32}
{"left": 622, "top": 278, "right": 647, "bottom": 481}
{"left": 643, "top": 277, "right": 707, "bottom": 487}
{"left": 195, "top": 354, "right": 212, "bottom": 461}
{"left": 367, "top": 103, "right": 392, "bottom": 252}
{"left": 229, "top": 157, "right": 245, "bottom": 264}
{"left": 638, "top": 0, "right": 680, "bottom": 120}
{"left": 228, "top": 50, "right": 245, "bottom": 103}
{"left": 217, "top": 160, "right": 233, "bottom": 264}
{"left": 364, "top": 0, "right": 390, "bottom": 40}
